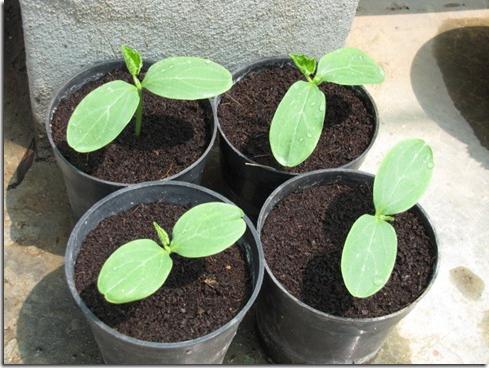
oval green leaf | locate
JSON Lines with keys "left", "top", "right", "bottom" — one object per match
{"left": 269, "top": 80, "right": 326, "bottom": 167}
{"left": 97, "top": 239, "right": 172, "bottom": 304}
{"left": 141, "top": 57, "right": 232, "bottom": 100}
{"left": 374, "top": 139, "right": 433, "bottom": 216}
{"left": 315, "top": 47, "right": 384, "bottom": 85}
{"left": 66, "top": 80, "right": 140, "bottom": 152}
{"left": 341, "top": 214, "right": 397, "bottom": 298}
{"left": 121, "top": 45, "right": 142, "bottom": 77}
{"left": 170, "top": 202, "right": 246, "bottom": 258}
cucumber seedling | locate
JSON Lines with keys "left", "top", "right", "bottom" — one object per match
{"left": 67, "top": 45, "right": 233, "bottom": 153}
{"left": 97, "top": 202, "right": 246, "bottom": 304}
{"left": 341, "top": 139, "right": 434, "bottom": 298}
{"left": 269, "top": 48, "right": 384, "bottom": 167}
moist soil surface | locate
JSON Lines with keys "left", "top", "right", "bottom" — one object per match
{"left": 51, "top": 67, "right": 212, "bottom": 183}
{"left": 218, "top": 63, "right": 376, "bottom": 172}
{"left": 261, "top": 180, "right": 437, "bottom": 318}
{"left": 75, "top": 201, "right": 251, "bottom": 343}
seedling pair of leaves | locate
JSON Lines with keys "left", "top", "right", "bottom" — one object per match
{"left": 97, "top": 202, "right": 246, "bottom": 304}
{"left": 341, "top": 139, "right": 434, "bottom": 298}
{"left": 269, "top": 48, "right": 385, "bottom": 168}
{"left": 67, "top": 45, "right": 233, "bottom": 153}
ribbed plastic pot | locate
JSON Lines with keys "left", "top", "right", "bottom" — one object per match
{"left": 255, "top": 169, "right": 439, "bottom": 364}
{"left": 65, "top": 181, "right": 264, "bottom": 364}
{"left": 213, "top": 57, "right": 379, "bottom": 219}
{"left": 46, "top": 60, "right": 217, "bottom": 220}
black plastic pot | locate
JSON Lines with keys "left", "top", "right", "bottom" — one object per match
{"left": 255, "top": 169, "right": 439, "bottom": 364}
{"left": 65, "top": 181, "right": 264, "bottom": 364}
{"left": 47, "top": 60, "right": 217, "bottom": 220}
{"left": 213, "top": 57, "right": 379, "bottom": 219}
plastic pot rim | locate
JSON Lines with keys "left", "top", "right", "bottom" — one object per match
{"left": 65, "top": 180, "right": 264, "bottom": 350}
{"left": 212, "top": 56, "right": 379, "bottom": 176}
{"left": 257, "top": 168, "right": 440, "bottom": 325}
{"left": 46, "top": 59, "right": 218, "bottom": 188}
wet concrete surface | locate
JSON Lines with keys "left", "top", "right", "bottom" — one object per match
{"left": 4, "top": 0, "right": 489, "bottom": 364}
{"left": 373, "top": 327, "right": 413, "bottom": 364}
{"left": 450, "top": 266, "right": 485, "bottom": 300}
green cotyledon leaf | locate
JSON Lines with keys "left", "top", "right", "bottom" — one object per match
{"left": 66, "top": 80, "right": 140, "bottom": 152}
{"left": 170, "top": 202, "right": 246, "bottom": 258}
{"left": 142, "top": 57, "right": 232, "bottom": 100}
{"left": 315, "top": 47, "right": 384, "bottom": 85}
{"left": 341, "top": 214, "right": 397, "bottom": 298}
{"left": 97, "top": 239, "right": 172, "bottom": 304}
{"left": 374, "top": 139, "right": 434, "bottom": 216}
{"left": 269, "top": 80, "right": 326, "bottom": 167}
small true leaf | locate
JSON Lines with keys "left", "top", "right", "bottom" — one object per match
{"left": 290, "top": 53, "right": 317, "bottom": 78}
{"left": 153, "top": 222, "right": 170, "bottom": 248}
{"left": 142, "top": 57, "right": 232, "bottom": 100}
{"left": 269, "top": 80, "right": 326, "bottom": 167}
{"left": 67, "top": 80, "right": 140, "bottom": 152}
{"left": 341, "top": 214, "right": 397, "bottom": 298}
{"left": 170, "top": 202, "right": 246, "bottom": 258}
{"left": 315, "top": 48, "right": 384, "bottom": 85}
{"left": 97, "top": 239, "right": 172, "bottom": 304}
{"left": 374, "top": 139, "right": 433, "bottom": 216}
{"left": 121, "top": 45, "right": 143, "bottom": 77}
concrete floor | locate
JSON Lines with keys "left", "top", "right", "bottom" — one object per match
{"left": 4, "top": 0, "right": 489, "bottom": 364}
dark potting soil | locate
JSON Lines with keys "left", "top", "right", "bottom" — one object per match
{"left": 74, "top": 201, "right": 251, "bottom": 343}
{"left": 218, "top": 63, "right": 376, "bottom": 172}
{"left": 51, "top": 67, "right": 212, "bottom": 183}
{"left": 261, "top": 181, "right": 437, "bottom": 318}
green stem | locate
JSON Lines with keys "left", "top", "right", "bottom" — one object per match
{"left": 311, "top": 75, "right": 322, "bottom": 86}
{"left": 132, "top": 75, "right": 143, "bottom": 137}
{"left": 134, "top": 88, "right": 143, "bottom": 137}
{"left": 162, "top": 243, "right": 172, "bottom": 254}
{"left": 376, "top": 213, "right": 395, "bottom": 222}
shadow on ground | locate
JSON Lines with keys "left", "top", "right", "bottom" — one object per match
{"left": 224, "top": 307, "right": 271, "bottom": 364}
{"left": 5, "top": 161, "right": 74, "bottom": 256}
{"left": 411, "top": 20, "right": 489, "bottom": 168}
{"left": 16, "top": 266, "right": 102, "bottom": 364}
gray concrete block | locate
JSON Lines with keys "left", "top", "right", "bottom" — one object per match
{"left": 19, "top": 0, "right": 359, "bottom": 127}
